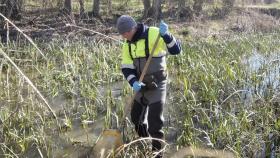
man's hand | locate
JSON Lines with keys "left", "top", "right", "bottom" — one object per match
{"left": 159, "top": 20, "right": 168, "bottom": 36}
{"left": 132, "top": 81, "right": 145, "bottom": 92}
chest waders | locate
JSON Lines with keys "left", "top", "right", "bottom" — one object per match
{"left": 128, "top": 28, "right": 167, "bottom": 158}
{"left": 128, "top": 28, "right": 150, "bottom": 138}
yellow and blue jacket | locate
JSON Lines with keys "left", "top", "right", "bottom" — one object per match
{"left": 121, "top": 23, "right": 181, "bottom": 86}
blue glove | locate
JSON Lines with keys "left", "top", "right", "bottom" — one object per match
{"left": 132, "top": 81, "right": 145, "bottom": 92}
{"left": 159, "top": 20, "right": 168, "bottom": 36}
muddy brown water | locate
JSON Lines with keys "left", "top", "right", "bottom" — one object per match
{"left": 40, "top": 79, "right": 182, "bottom": 157}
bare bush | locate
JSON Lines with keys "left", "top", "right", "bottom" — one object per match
{"left": 227, "top": 10, "right": 280, "bottom": 32}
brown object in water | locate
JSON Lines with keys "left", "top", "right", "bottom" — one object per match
{"left": 92, "top": 129, "right": 123, "bottom": 158}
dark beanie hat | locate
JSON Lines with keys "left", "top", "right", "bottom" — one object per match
{"left": 116, "top": 15, "right": 137, "bottom": 34}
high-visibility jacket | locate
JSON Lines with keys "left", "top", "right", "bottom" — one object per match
{"left": 121, "top": 23, "right": 181, "bottom": 86}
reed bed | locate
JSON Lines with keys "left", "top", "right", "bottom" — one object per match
{"left": 167, "top": 32, "right": 280, "bottom": 157}
{"left": 0, "top": 32, "right": 280, "bottom": 157}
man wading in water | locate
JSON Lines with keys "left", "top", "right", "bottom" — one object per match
{"left": 117, "top": 15, "right": 182, "bottom": 157}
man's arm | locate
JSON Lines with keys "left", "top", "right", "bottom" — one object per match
{"left": 159, "top": 21, "right": 182, "bottom": 55}
{"left": 161, "top": 33, "right": 182, "bottom": 55}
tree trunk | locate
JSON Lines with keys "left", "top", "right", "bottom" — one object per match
{"left": 0, "top": 0, "right": 5, "bottom": 30}
{"left": 151, "top": 0, "right": 162, "bottom": 20}
{"left": 193, "top": 0, "right": 204, "bottom": 16}
{"left": 142, "top": 0, "right": 161, "bottom": 20}
{"left": 79, "top": 0, "right": 85, "bottom": 18}
{"left": 92, "top": 0, "right": 100, "bottom": 17}
{"left": 142, "top": 0, "right": 151, "bottom": 18}
{"left": 178, "top": 0, "right": 193, "bottom": 20}
{"left": 178, "top": 0, "right": 186, "bottom": 16}
{"left": 64, "top": 0, "right": 72, "bottom": 15}
{"left": 43, "top": 0, "right": 47, "bottom": 8}
{"left": 107, "top": 0, "right": 112, "bottom": 15}
{"left": 0, "top": 0, "right": 22, "bottom": 20}
{"left": 0, "top": 0, "right": 5, "bottom": 16}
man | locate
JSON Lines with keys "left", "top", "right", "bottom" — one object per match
{"left": 117, "top": 15, "right": 181, "bottom": 157}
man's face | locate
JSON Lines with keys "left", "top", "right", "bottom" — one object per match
{"left": 121, "top": 28, "right": 135, "bottom": 41}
